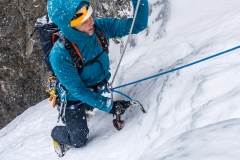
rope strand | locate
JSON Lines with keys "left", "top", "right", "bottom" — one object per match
{"left": 111, "top": 45, "right": 240, "bottom": 90}
{"left": 111, "top": 0, "right": 141, "bottom": 86}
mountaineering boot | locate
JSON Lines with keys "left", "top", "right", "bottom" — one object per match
{"left": 53, "top": 140, "right": 70, "bottom": 157}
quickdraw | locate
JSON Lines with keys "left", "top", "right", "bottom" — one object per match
{"left": 46, "top": 74, "right": 58, "bottom": 107}
{"left": 46, "top": 74, "right": 68, "bottom": 124}
{"left": 57, "top": 100, "right": 67, "bottom": 124}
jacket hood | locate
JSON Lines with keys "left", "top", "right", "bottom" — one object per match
{"left": 47, "top": 0, "right": 90, "bottom": 41}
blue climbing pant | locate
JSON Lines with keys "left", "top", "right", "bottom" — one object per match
{"left": 51, "top": 105, "right": 89, "bottom": 148}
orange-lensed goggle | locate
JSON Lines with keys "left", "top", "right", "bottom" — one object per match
{"left": 70, "top": 4, "right": 93, "bottom": 27}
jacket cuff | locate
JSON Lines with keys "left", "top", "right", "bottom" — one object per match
{"left": 103, "top": 98, "right": 113, "bottom": 112}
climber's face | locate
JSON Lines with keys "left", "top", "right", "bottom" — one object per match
{"left": 74, "top": 16, "right": 95, "bottom": 36}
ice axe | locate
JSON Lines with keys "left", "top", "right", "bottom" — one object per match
{"left": 113, "top": 100, "right": 146, "bottom": 131}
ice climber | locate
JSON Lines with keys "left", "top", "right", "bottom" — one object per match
{"left": 47, "top": 0, "right": 148, "bottom": 157}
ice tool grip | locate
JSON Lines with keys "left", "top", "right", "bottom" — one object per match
{"left": 113, "top": 114, "right": 125, "bottom": 131}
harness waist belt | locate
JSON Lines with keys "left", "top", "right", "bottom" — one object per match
{"left": 66, "top": 101, "right": 84, "bottom": 110}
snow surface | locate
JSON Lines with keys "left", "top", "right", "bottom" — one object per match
{"left": 1, "top": 0, "right": 240, "bottom": 159}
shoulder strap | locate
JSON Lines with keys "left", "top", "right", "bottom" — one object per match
{"left": 58, "top": 27, "right": 109, "bottom": 75}
{"left": 58, "top": 33, "right": 84, "bottom": 75}
{"left": 84, "top": 27, "right": 109, "bottom": 66}
{"left": 96, "top": 26, "right": 109, "bottom": 54}
{"left": 52, "top": 33, "right": 59, "bottom": 45}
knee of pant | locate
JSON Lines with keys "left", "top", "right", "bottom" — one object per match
{"left": 51, "top": 126, "right": 66, "bottom": 140}
{"left": 71, "top": 127, "right": 89, "bottom": 147}
{"left": 72, "top": 135, "right": 88, "bottom": 148}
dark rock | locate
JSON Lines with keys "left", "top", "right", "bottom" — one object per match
{"left": 0, "top": 0, "right": 133, "bottom": 129}
{"left": 0, "top": 0, "right": 49, "bottom": 129}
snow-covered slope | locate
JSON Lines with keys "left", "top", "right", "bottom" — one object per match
{"left": 1, "top": 0, "right": 240, "bottom": 159}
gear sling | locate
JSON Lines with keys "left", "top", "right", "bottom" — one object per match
{"left": 35, "top": 15, "right": 109, "bottom": 110}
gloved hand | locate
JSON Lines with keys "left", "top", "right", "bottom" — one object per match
{"left": 109, "top": 100, "right": 131, "bottom": 115}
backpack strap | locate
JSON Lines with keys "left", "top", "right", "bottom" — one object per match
{"left": 96, "top": 26, "right": 109, "bottom": 54}
{"left": 84, "top": 50, "right": 104, "bottom": 66}
{"left": 52, "top": 33, "right": 60, "bottom": 45}
{"left": 84, "top": 27, "right": 109, "bottom": 68}
{"left": 71, "top": 43, "right": 83, "bottom": 63}
{"left": 57, "top": 26, "right": 109, "bottom": 75}
{"left": 58, "top": 33, "right": 84, "bottom": 75}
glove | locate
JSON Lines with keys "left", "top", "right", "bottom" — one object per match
{"left": 109, "top": 100, "right": 131, "bottom": 115}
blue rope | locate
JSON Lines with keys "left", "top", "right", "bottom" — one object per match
{"left": 102, "top": 45, "right": 240, "bottom": 100}
{"left": 111, "top": 89, "right": 133, "bottom": 100}
{"left": 112, "top": 45, "right": 240, "bottom": 90}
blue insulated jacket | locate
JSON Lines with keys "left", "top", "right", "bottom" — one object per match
{"left": 47, "top": 0, "right": 148, "bottom": 112}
